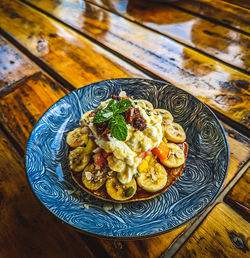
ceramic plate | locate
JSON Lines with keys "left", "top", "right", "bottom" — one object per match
{"left": 26, "top": 78, "right": 229, "bottom": 239}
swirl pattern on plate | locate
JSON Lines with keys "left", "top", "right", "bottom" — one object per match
{"left": 26, "top": 78, "right": 229, "bottom": 238}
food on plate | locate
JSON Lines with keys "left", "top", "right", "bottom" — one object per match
{"left": 66, "top": 92, "right": 188, "bottom": 202}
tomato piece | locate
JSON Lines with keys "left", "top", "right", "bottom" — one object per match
{"left": 100, "top": 127, "right": 110, "bottom": 136}
{"left": 140, "top": 150, "right": 152, "bottom": 159}
{"left": 152, "top": 142, "right": 169, "bottom": 161}
{"left": 89, "top": 112, "right": 95, "bottom": 117}
{"left": 145, "top": 150, "right": 151, "bottom": 157}
{"left": 101, "top": 149, "right": 111, "bottom": 158}
{"left": 93, "top": 153, "right": 107, "bottom": 168}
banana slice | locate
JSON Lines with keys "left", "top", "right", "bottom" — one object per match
{"left": 82, "top": 163, "right": 106, "bottom": 190}
{"left": 164, "top": 122, "right": 186, "bottom": 143}
{"left": 155, "top": 109, "right": 173, "bottom": 124}
{"left": 106, "top": 176, "right": 137, "bottom": 201}
{"left": 69, "top": 147, "right": 90, "bottom": 172}
{"left": 137, "top": 156, "right": 167, "bottom": 192}
{"left": 160, "top": 143, "right": 185, "bottom": 168}
{"left": 134, "top": 99, "right": 154, "bottom": 110}
{"left": 107, "top": 155, "right": 126, "bottom": 173}
{"left": 66, "top": 128, "right": 88, "bottom": 148}
{"left": 83, "top": 138, "right": 96, "bottom": 154}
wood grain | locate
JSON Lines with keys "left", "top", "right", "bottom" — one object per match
{"left": 222, "top": 0, "right": 250, "bottom": 9}
{"left": 0, "top": 3, "right": 249, "bottom": 256}
{"left": 95, "top": 225, "right": 188, "bottom": 258}
{"left": 175, "top": 203, "right": 250, "bottom": 258}
{"left": 87, "top": 0, "right": 250, "bottom": 72}
{"left": 0, "top": 72, "right": 67, "bottom": 149}
{"left": 221, "top": 122, "right": 249, "bottom": 186}
{"left": 171, "top": 0, "right": 250, "bottom": 34}
{"left": 8, "top": 0, "right": 250, "bottom": 131}
{"left": 0, "top": 0, "right": 147, "bottom": 89}
{"left": 0, "top": 128, "right": 97, "bottom": 258}
{"left": 225, "top": 168, "right": 250, "bottom": 221}
{"left": 0, "top": 35, "right": 39, "bottom": 92}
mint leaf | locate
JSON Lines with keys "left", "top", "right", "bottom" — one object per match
{"left": 113, "top": 99, "right": 132, "bottom": 114}
{"left": 93, "top": 99, "right": 131, "bottom": 139}
{"left": 93, "top": 110, "right": 113, "bottom": 123}
{"left": 107, "top": 99, "right": 115, "bottom": 109}
{"left": 108, "top": 115, "right": 127, "bottom": 141}
{"left": 93, "top": 99, "right": 115, "bottom": 123}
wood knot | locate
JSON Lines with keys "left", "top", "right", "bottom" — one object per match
{"left": 215, "top": 94, "right": 242, "bottom": 106}
{"left": 36, "top": 39, "right": 49, "bottom": 54}
{"left": 228, "top": 230, "right": 249, "bottom": 253}
{"left": 232, "top": 80, "right": 249, "bottom": 91}
{"left": 114, "top": 241, "right": 123, "bottom": 250}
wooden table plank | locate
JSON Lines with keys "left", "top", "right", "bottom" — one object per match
{"left": 0, "top": 72, "right": 68, "bottom": 149}
{"left": 175, "top": 203, "right": 250, "bottom": 258}
{"left": 220, "top": 122, "right": 249, "bottom": 186}
{"left": 0, "top": 35, "right": 39, "bottom": 92}
{"left": 98, "top": 225, "right": 188, "bottom": 258}
{"left": 225, "top": 168, "right": 250, "bottom": 221}
{"left": 85, "top": 0, "right": 250, "bottom": 72}
{"left": 222, "top": 0, "right": 250, "bottom": 9}
{"left": 4, "top": 0, "right": 249, "bottom": 132}
{"left": 0, "top": 3, "right": 249, "bottom": 256}
{"left": 170, "top": 0, "right": 250, "bottom": 34}
{"left": 0, "top": 128, "right": 97, "bottom": 258}
{"left": 0, "top": 0, "right": 147, "bottom": 90}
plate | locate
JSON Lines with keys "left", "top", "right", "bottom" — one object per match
{"left": 26, "top": 78, "right": 229, "bottom": 239}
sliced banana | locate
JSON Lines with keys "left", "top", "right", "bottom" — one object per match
{"left": 69, "top": 147, "right": 90, "bottom": 172}
{"left": 82, "top": 163, "right": 106, "bottom": 190}
{"left": 164, "top": 122, "right": 186, "bottom": 143}
{"left": 66, "top": 128, "right": 88, "bottom": 148}
{"left": 137, "top": 155, "right": 167, "bottom": 192}
{"left": 83, "top": 138, "right": 96, "bottom": 154}
{"left": 79, "top": 110, "right": 94, "bottom": 126}
{"left": 81, "top": 110, "right": 94, "bottom": 120}
{"left": 106, "top": 176, "right": 137, "bottom": 201}
{"left": 107, "top": 155, "right": 126, "bottom": 173}
{"left": 155, "top": 109, "right": 173, "bottom": 124}
{"left": 134, "top": 99, "right": 154, "bottom": 110}
{"left": 160, "top": 143, "right": 185, "bottom": 168}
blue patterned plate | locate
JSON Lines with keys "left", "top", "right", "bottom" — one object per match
{"left": 26, "top": 78, "right": 229, "bottom": 239}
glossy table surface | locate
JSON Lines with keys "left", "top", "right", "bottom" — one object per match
{"left": 0, "top": 0, "right": 249, "bottom": 257}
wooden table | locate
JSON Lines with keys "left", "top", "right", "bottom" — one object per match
{"left": 0, "top": 0, "right": 249, "bottom": 257}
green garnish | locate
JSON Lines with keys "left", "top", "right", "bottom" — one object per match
{"left": 93, "top": 99, "right": 115, "bottom": 123}
{"left": 112, "top": 99, "right": 132, "bottom": 114}
{"left": 134, "top": 172, "right": 141, "bottom": 178}
{"left": 145, "top": 109, "right": 151, "bottom": 116}
{"left": 125, "top": 186, "right": 135, "bottom": 197}
{"left": 108, "top": 115, "right": 127, "bottom": 141}
{"left": 93, "top": 99, "right": 132, "bottom": 141}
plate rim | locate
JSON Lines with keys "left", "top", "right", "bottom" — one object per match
{"left": 25, "top": 78, "right": 230, "bottom": 239}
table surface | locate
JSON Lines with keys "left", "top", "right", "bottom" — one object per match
{"left": 0, "top": 0, "right": 249, "bottom": 257}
